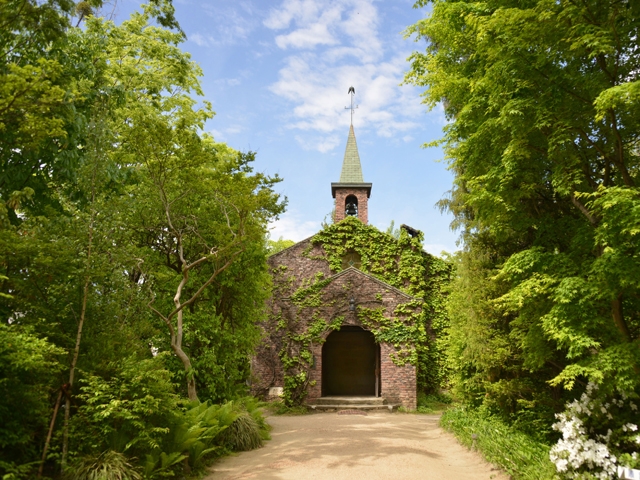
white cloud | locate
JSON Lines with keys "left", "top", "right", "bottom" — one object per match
{"left": 189, "top": 4, "right": 257, "bottom": 47}
{"left": 190, "top": 33, "right": 210, "bottom": 47}
{"left": 264, "top": 0, "right": 324, "bottom": 29}
{"left": 210, "top": 124, "right": 244, "bottom": 141}
{"left": 275, "top": 18, "right": 339, "bottom": 49}
{"left": 269, "top": 210, "right": 320, "bottom": 241}
{"left": 210, "top": 129, "right": 225, "bottom": 141}
{"left": 265, "top": 0, "right": 425, "bottom": 152}
{"left": 294, "top": 134, "right": 341, "bottom": 152}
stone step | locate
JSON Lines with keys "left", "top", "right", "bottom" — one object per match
{"left": 308, "top": 403, "right": 399, "bottom": 412}
{"left": 312, "top": 396, "right": 386, "bottom": 406}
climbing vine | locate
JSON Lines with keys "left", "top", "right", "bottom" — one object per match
{"left": 259, "top": 216, "right": 451, "bottom": 406}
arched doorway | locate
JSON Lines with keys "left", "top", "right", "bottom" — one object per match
{"left": 322, "top": 326, "right": 380, "bottom": 396}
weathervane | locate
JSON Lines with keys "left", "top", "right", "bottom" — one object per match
{"left": 345, "top": 86, "right": 358, "bottom": 125}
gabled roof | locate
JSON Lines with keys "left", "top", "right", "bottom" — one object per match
{"left": 327, "top": 267, "right": 416, "bottom": 300}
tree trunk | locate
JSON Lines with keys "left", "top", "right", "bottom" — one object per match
{"left": 61, "top": 271, "right": 91, "bottom": 467}
{"left": 38, "top": 388, "right": 63, "bottom": 477}
{"left": 612, "top": 293, "right": 631, "bottom": 342}
{"left": 171, "top": 340, "right": 198, "bottom": 401}
{"left": 61, "top": 179, "right": 97, "bottom": 467}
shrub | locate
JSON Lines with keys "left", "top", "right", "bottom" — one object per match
{"left": 66, "top": 450, "right": 141, "bottom": 480}
{"left": 441, "top": 407, "right": 556, "bottom": 480}
{"left": 72, "top": 355, "right": 181, "bottom": 460}
{"left": 416, "top": 391, "right": 453, "bottom": 413}
{"left": 221, "top": 413, "right": 262, "bottom": 451}
{"left": 550, "top": 383, "right": 640, "bottom": 479}
{"left": 0, "top": 325, "right": 64, "bottom": 476}
{"left": 214, "top": 398, "right": 269, "bottom": 451}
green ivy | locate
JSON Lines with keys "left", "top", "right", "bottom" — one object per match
{"left": 268, "top": 216, "right": 451, "bottom": 406}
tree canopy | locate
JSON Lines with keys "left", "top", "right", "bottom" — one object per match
{"left": 0, "top": 2, "right": 283, "bottom": 477}
{"left": 405, "top": 0, "right": 640, "bottom": 451}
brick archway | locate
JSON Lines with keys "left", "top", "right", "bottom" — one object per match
{"left": 321, "top": 326, "right": 380, "bottom": 396}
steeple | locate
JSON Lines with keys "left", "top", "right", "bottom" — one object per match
{"left": 339, "top": 125, "right": 364, "bottom": 183}
{"left": 331, "top": 92, "right": 372, "bottom": 225}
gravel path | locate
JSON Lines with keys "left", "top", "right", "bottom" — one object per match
{"left": 205, "top": 411, "right": 508, "bottom": 480}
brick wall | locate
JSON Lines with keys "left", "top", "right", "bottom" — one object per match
{"left": 380, "top": 343, "right": 417, "bottom": 409}
{"left": 334, "top": 187, "right": 369, "bottom": 224}
{"left": 252, "top": 242, "right": 421, "bottom": 409}
{"left": 267, "top": 237, "right": 332, "bottom": 290}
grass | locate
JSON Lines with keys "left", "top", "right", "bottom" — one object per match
{"left": 264, "top": 400, "right": 309, "bottom": 415}
{"left": 440, "top": 407, "right": 556, "bottom": 480}
{"left": 67, "top": 450, "right": 142, "bottom": 480}
{"left": 415, "top": 391, "right": 454, "bottom": 414}
{"left": 221, "top": 412, "right": 264, "bottom": 451}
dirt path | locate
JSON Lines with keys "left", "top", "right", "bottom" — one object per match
{"left": 206, "top": 411, "right": 509, "bottom": 480}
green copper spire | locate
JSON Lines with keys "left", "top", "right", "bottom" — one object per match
{"left": 339, "top": 125, "right": 364, "bottom": 182}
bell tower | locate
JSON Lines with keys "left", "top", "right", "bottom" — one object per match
{"left": 331, "top": 87, "right": 372, "bottom": 224}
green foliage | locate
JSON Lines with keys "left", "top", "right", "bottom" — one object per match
{"left": 219, "top": 414, "right": 262, "bottom": 452}
{"left": 385, "top": 220, "right": 400, "bottom": 239}
{"left": 416, "top": 391, "right": 453, "bottom": 413}
{"left": 71, "top": 356, "right": 181, "bottom": 461}
{"left": 0, "top": 2, "right": 281, "bottom": 476}
{"left": 313, "top": 217, "right": 452, "bottom": 390}
{"left": 266, "top": 236, "right": 295, "bottom": 256}
{"left": 441, "top": 407, "right": 556, "bottom": 480}
{"left": 66, "top": 450, "right": 141, "bottom": 480}
{"left": 406, "top": 0, "right": 640, "bottom": 438}
{"left": 0, "top": 325, "right": 65, "bottom": 473}
{"left": 265, "top": 216, "right": 451, "bottom": 405}
{"left": 72, "top": 384, "right": 269, "bottom": 478}
{"left": 266, "top": 400, "right": 309, "bottom": 416}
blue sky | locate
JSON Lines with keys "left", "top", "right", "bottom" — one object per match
{"left": 114, "top": 0, "right": 458, "bottom": 254}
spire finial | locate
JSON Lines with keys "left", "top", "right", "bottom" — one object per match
{"left": 345, "top": 86, "right": 358, "bottom": 125}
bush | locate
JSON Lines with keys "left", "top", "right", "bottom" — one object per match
{"left": 72, "top": 355, "right": 182, "bottom": 461}
{"left": 213, "top": 398, "right": 269, "bottom": 452}
{"left": 220, "top": 413, "right": 261, "bottom": 451}
{"left": 0, "top": 325, "right": 64, "bottom": 477}
{"left": 416, "top": 391, "right": 453, "bottom": 413}
{"left": 143, "top": 398, "right": 270, "bottom": 477}
{"left": 66, "top": 450, "right": 141, "bottom": 480}
{"left": 70, "top": 366, "right": 270, "bottom": 478}
{"left": 549, "top": 383, "right": 640, "bottom": 479}
{"left": 441, "top": 407, "right": 556, "bottom": 480}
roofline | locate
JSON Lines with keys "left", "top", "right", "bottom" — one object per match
{"left": 331, "top": 182, "right": 373, "bottom": 198}
{"left": 327, "top": 266, "right": 416, "bottom": 300}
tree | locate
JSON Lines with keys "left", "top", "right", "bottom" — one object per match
{"left": 82, "top": 10, "right": 283, "bottom": 402}
{"left": 266, "top": 235, "right": 295, "bottom": 255}
{"left": 405, "top": 0, "right": 640, "bottom": 430}
{"left": 0, "top": 3, "right": 285, "bottom": 475}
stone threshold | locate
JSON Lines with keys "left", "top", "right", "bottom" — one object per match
{"left": 307, "top": 396, "right": 399, "bottom": 411}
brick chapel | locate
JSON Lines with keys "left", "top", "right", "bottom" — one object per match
{"left": 251, "top": 122, "right": 436, "bottom": 410}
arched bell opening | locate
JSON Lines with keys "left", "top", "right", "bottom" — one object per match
{"left": 322, "top": 326, "right": 380, "bottom": 396}
{"left": 345, "top": 195, "right": 358, "bottom": 218}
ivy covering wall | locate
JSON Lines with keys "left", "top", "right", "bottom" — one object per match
{"left": 259, "top": 216, "right": 451, "bottom": 406}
